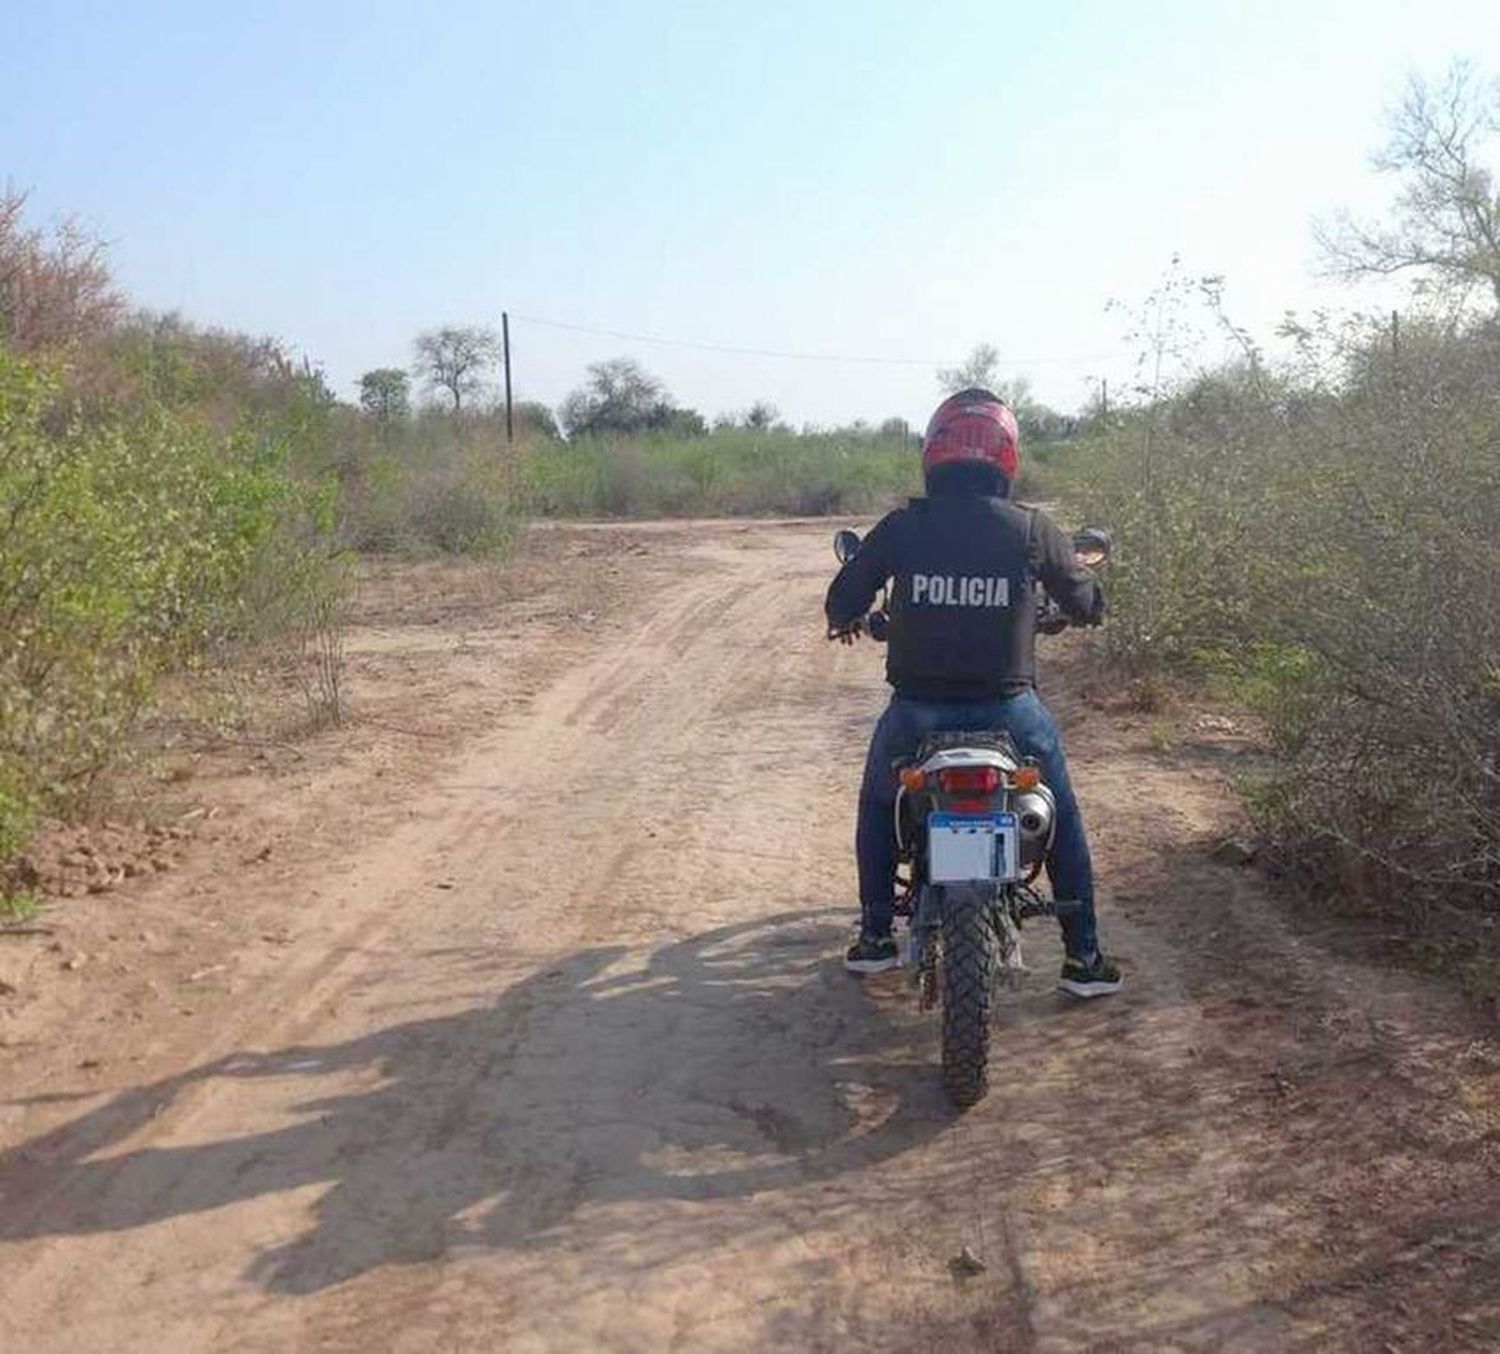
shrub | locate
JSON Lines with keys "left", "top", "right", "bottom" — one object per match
{"left": 0, "top": 351, "right": 342, "bottom": 861}
{"left": 0, "top": 192, "right": 123, "bottom": 355}
{"left": 1061, "top": 313, "right": 1500, "bottom": 929}
{"left": 514, "top": 427, "right": 922, "bottom": 519}
{"left": 337, "top": 416, "right": 516, "bottom": 558}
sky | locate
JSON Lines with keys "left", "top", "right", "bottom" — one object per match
{"left": 4, "top": 1, "right": 1498, "bottom": 426}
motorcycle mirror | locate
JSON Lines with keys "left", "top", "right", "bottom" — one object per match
{"left": 1072, "top": 526, "right": 1113, "bottom": 569}
{"left": 833, "top": 529, "right": 862, "bottom": 563}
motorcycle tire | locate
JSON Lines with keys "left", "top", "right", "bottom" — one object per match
{"left": 939, "top": 883, "right": 996, "bottom": 1109}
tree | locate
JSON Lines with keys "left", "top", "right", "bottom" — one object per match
{"left": 936, "top": 347, "right": 1038, "bottom": 423}
{"left": 937, "top": 343, "right": 1002, "bottom": 393}
{"left": 358, "top": 367, "right": 409, "bottom": 423}
{"left": 0, "top": 191, "right": 123, "bottom": 354}
{"left": 743, "top": 400, "right": 779, "bottom": 430}
{"left": 413, "top": 325, "right": 499, "bottom": 412}
{"left": 559, "top": 357, "right": 665, "bottom": 436}
{"left": 1318, "top": 61, "right": 1500, "bottom": 308}
{"left": 932, "top": 351, "right": 1070, "bottom": 444}
{"left": 652, "top": 404, "right": 706, "bottom": 437}
{"left": 938, "top": 348, "right": 1029, "bottom": 411}
{"left": 993, "top": 372, "right": 1034, "bottom": 413}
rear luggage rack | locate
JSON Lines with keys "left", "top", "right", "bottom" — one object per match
{"left": 913, "top": 729, "right": 1020, "bottom": 761}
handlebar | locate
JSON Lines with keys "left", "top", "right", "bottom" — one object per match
{"left": 827, "top": 610, "right": 889, "bottom": 643}
{"left": 830, "top": 601, "right": 1087, "bottom": 644}
{"left": 1036, "top": 602, "right": 1072, "bottom": 636}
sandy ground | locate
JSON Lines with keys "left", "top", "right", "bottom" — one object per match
{"left": 1, "top": 519, "right": 1497, "bottom": 1352}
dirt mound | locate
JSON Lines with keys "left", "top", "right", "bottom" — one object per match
{"left": 7, "top": 817, "right": 193, "bottom": 899}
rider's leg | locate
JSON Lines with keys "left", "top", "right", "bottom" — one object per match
{"left": 855, "top": 698, "right": 907, "bottom": 940}
{"left": 992, "top": 691, "right": 1099, "bottom": 961}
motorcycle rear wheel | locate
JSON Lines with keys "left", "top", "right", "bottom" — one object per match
{"left": 939, "top": 884, "right": 996, "bottom": 1109}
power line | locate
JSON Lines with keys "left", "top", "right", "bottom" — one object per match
{"left": 510, "top": 312, "right": 1118, "bottom": 369}
{"left": 513, "top": 313, "right": 934, "bottom": 365}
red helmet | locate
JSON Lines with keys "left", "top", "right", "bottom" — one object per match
{"left": 922, "top": 388, "right": 1019, "bottom": 482}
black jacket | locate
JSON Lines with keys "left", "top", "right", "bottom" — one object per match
{"left": 824, "top": 496, "right": 1102, "bottom": 699}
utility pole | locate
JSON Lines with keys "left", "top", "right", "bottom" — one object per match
{"left": 502, "top": 311, "right": 514, "bottom": 443}
{"left": 1100, "top": 377, "right": 1109, "bottom": 421}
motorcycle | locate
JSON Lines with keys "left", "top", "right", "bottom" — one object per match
{"left": 829, "top": 525, "right": 1112, "bottom": 1109}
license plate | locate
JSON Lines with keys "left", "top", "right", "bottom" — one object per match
{"left": 928, "top": 812, "right": 1021, "bottom": 883}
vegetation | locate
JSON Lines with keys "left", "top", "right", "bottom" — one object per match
{"left": 1045, "top": 62, "right": 1500, "bottom": 962}
{"left": 1317, "top": 61, "right": 1500, "bottom": 307}
{"left": 358, "top": 367, "right": 410, "bottom": 423}
{"left": 517, "top": 424, "right": 921, "bottom": 518}
{"left": 558, "top": 357, "right": 707, "bottom": 438}
{"left": 0, "top": 886, "right": 40, "bottom": 926}
{"left": 334, "top": 351, "right": 1057, "bottom": 534}
{"left": 413, "top": 326, "right": 500, "bottom": 413}
{"left": 1058, "top": 307, "right": 1500, "bottom": 969}
{"left": 335, "top": 407, "right": 517, "bottom": 555}
{"left": 0, "top": 195, "right": 344, "bottom": 886}
{"left": 937, "top": 342, "right": 1074, "bottom": 443}
{"left": 0, "top": 194, "right": 123, "bottom": 354}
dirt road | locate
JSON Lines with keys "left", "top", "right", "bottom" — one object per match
{"left": 2, "top": 521, "right": 1497, "bottom": 1351}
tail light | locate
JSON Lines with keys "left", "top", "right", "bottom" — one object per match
{"left": 938, "top": 766, "right": 1001, "bottom": 795}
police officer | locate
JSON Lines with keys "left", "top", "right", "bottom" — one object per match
{"left": 826, "top": 388, "right": 1121, "bottom": 997}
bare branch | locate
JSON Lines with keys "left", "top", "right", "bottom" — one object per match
{"left": 0, "top": 191, "right": 124, "bottom": 352}
{"left": 1319, "top": 61, "right": 1500, "bottom": 309}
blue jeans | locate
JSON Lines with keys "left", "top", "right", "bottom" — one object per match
{"left": 856, "top": 691, "right": 1098, "bottom": 959}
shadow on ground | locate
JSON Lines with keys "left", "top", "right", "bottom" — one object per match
{"left": 0, "top": 909, "right": 953, "bottom": 1294}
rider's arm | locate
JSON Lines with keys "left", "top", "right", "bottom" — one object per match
{"left": 825, "top": 512, "right": 899, "bottom": 628}
{"left": 1032, "top": 512, "right": 1104, "bottom": 624}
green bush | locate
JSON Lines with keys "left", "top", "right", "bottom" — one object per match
{"left": 1059, "top": 315, "right": 1500, "bottom": 928}
{"left": 332, "top": 404, "right": 1058, "bottom": 534}
{"left": 0, "top": 351, "right": 341, "bottom": 861}
{"left": 337, "top": 419, "right": 516, "bottom": 558}
{"left": 514, "top": 427, "right": 924, "bottom": 519}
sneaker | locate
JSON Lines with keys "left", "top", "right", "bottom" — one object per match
{"left": 845, "top": 933, "right": 901, "bottom": 974}
{"left": 1058, "top": 951, "right": 1123, "bottom": 998}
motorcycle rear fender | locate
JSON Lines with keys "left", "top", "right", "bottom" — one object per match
{"left": 894, "top": 744, "right": 1056, "bottom": 867}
